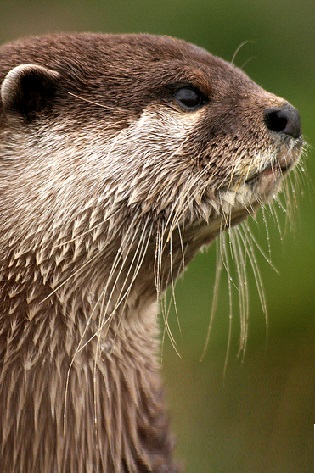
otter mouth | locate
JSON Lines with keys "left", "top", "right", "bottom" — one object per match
{"left": 215, "top": 139, "right": 303, "bottom": 217}
{"left": 245, "top": 161, "right": 291, "bottom": 186}
{"left": 245, "top": 143, "right": 302, "bottom": 187}
{"left": 216, "top": 142, "right": 303, "bottom": 213}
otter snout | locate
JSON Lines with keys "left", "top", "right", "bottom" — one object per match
{"left": 264, "top": 103, "right": 301, "bottom": 139}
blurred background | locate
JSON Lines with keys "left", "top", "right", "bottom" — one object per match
{"left": 0, "top": 1, "right": 314, "bottom": 472}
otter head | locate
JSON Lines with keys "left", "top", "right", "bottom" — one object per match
{"left": 0, "top": 35, "right": 302, "bottom": 294}
{"left": 0, "top": 34, "right": 303, "bottom": 323}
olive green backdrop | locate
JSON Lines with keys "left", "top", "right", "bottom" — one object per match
{"left": 1, "top": 2, "right": 314, "bottom": 472}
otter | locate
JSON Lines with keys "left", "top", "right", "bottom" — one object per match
{"left": 0, "top": 33, "right": 302, "bottom": 472}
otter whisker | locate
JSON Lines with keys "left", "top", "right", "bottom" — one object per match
{"left": 160, "top": 295, "right": 182, "bottom": 360}
{"left": 64, "top": 216, "right": 143, "bottom": 422}
{"left": 266, "top": 200, "right": 283, "bottom": 239}
{"left": 220, "top": 231, "right": 235, "bottom": 374}
{"left": 243, "top": 219, "right": 278, "bottom": 271}
{"left": 66, "top": 215, "right": 154, "bottom": 452}
{"left": 169, "top": 230, "right": 179, "bottom": 321}
{"left": 160, "top": 229, "right": 181, "bottom": 356}
{"left": 156, "top": 221, "right": 181, "bottom": 355}
{"left": 260, "top": 207, "right": 273, "bottom": 262}
{"left": 176, "top": 223, "right": 185, "bottom": 274}
{"left": 230, "top": 227, "right": 250, "bottom": 358}
{"left": 93, "top": 217, "right": 154, "bottom": 392}
{"left": 97, "top": 217, "right": 154, "bottom": 345}
{"left": 68, "top": 91, "right": 124, "bottom": 113}
{"left": 238, "top": 223, "right": 267, "bottom": 317}
{"left": 231, "top": 40, "right": 254, "bottom": 65}
{"left": 158, "top": 170, "right": 210, "bottom": 354}
{"left": 76, "top": 215, "right": 147, "bottom": 354}
{"left": 200, "top": 241, "right": 223, "bottom": 362}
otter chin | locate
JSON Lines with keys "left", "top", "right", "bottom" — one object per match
{"left": 0, "top": 33, "right": 302, "bottom": 472}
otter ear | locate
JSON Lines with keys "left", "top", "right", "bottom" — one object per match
{"left": 1, "top": 64, "right": 60, "bottom": 119}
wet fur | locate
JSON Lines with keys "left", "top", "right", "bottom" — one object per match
{"left": 0, "top": 33, "right": 302, "bottom": 472}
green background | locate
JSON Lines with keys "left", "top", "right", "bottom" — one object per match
{"left": 1, "top": 1, "right": 314, "bottom": 472}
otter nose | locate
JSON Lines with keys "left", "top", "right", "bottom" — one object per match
{"left": 264, "top": 104, "right": 301, "bottom": 139}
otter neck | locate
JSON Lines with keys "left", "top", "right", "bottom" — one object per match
{"left": 0, "top": 206, "right": 222, "bottom": 472}
{"left": 0, "top": 240, "right": 182, "bottom": 472}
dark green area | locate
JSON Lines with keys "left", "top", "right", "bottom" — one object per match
{"left": 1, "top": 2, "right": 314, "bottom": 471}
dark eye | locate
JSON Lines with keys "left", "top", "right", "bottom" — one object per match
{"left": 174, "top": 86, "right": 208, "bottom": 111}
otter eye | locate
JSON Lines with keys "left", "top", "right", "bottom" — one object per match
{"left": 174, "top": 86, "right": 207, "bottom": 111}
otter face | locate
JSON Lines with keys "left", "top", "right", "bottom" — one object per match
{"left": 0, "top": 33, "right": 302, "bottom": 256}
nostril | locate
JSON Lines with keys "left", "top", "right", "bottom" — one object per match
{"left": 264, "top": 110, "right": 288, "bottom": 133}
{"left": 264, "top": 104, "right": 301, "bottom": 139}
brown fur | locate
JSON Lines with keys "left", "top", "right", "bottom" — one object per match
{"left": 0, "top": 33, "right": 302, "bottom": 472}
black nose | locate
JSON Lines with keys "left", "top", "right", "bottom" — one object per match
{"left": 264, "top": 104, "right": 301, "bottom": 139}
